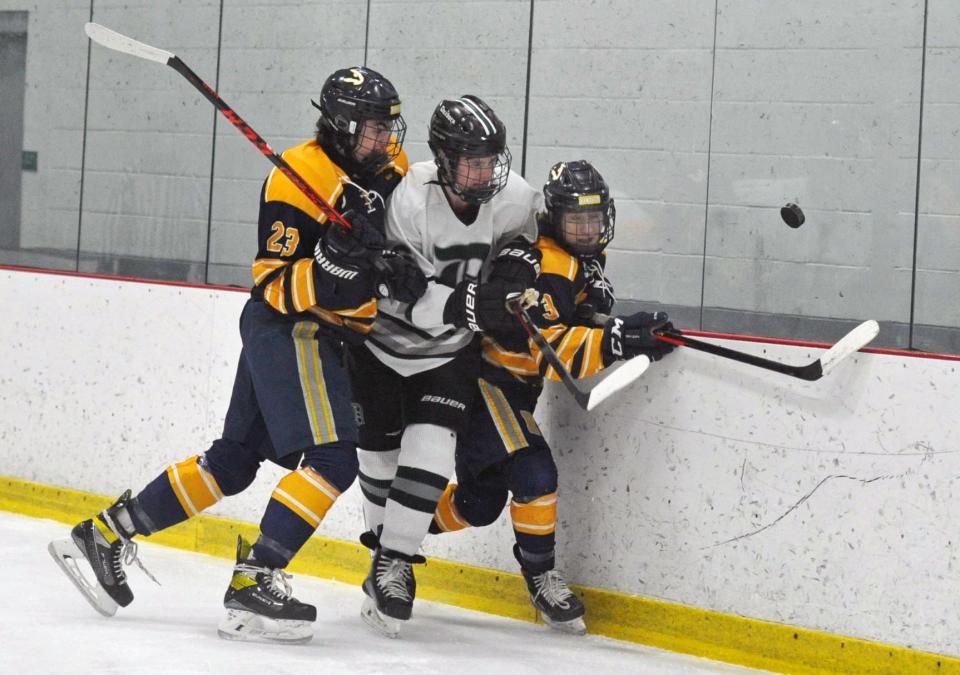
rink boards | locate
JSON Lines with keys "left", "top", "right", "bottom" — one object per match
{"left": 1, "top": 266, "right": 958, "bottom": 673}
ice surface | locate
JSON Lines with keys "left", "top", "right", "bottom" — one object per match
{"left": 5, "top": 511, "right": 763, "bottom": 674}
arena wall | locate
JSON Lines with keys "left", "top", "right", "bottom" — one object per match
{"left": 2, "top": 267, "right": 957, "bottom": 659}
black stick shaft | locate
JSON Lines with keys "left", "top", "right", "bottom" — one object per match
{"left": 508, "top": 301, "right": 589, "bottom": 408}
{"left": 656, "top": 330, "right": 820, "bottom": 381}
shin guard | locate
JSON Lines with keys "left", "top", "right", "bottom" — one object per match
{"left": 255, "top": 467, "right": 341, "bottom": 568}
{"left": 132, "top": 455, "right": 225, "bottom": 534}
{"left": 511, "top": 492, "right": 557, "bottom": 572}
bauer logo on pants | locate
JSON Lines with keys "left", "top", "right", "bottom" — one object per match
{"left": 420, "top": 394, "right": 467, "bottom": 412}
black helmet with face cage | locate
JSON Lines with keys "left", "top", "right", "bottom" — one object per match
{"left": 542, "top": 160, "right": 615, "bottom": 256}
{"left": 428, "top": 95, "right": 512, "bottom": 204}
{"left": 313, "top": 66, "right": 406, "bottom": 173}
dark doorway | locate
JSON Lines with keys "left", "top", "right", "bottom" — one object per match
{"left": 0, "top": 12, "right": 27, "bottom": 251}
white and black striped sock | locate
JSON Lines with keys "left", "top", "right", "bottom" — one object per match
{"left": 357, "top": 447, "right": 400, "bottom": 537}
{"left": 379, "top": 423, "right": 456, "bottom": 556}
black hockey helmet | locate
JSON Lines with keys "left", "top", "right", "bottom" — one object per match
{"left": 313, "top": 66, "right": 406, "bottom": 173}
{"left": 428, "top": 95, "right": 512, "bottom": 204}
{"left": 542, "top": 160, "right": 615, "bottom": 256}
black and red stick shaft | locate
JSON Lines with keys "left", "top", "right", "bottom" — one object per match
{"left": 164, "top": 57, "right": 352, "bottom": 230}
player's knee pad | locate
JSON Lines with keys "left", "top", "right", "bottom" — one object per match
{"left": 505, "top": 446, "right": 558, "bottom": 502}
{"left": 301, "top": 440, "right": 359, "bottom": 494}
{"left": 453, "top": 478, "right": 509, "bottom": 528}
{"left": 201, "top": 437, "right": 263, "bottom": 496}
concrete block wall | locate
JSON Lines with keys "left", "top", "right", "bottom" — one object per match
{"left": 916, "top": 1, "right": 960, "bottom": 348}
{"left": 1, "top": 0, "right": 958, "bottom": 348}
{"left": 79, "top": 0, "right": 220, "bottom": 276}
{"left": 704, "top": 0, "right": 921, "bottom": 332}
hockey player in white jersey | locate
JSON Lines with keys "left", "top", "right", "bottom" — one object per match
{"left": 346, "top": 95, "right": 543, "bottom": 637}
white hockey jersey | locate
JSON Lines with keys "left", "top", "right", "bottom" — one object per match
{"left": 367, "top": 160, "right": 541, "bottom": 376}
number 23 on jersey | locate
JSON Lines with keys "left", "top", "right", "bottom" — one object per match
{"left": 266, "top": 221, "right": 300, "bottom": 256}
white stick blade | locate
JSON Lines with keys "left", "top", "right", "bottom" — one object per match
{"left": 84, "top": 22, "right": 173, "bottom": 65}
{"left": 585, "top": 355, "right": 650, "bottom": 412}
{"left": 819, "top": 319, "right": 879, "bottom": 376}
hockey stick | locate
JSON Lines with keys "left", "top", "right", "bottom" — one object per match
{"left": 506, "top": 296, "right": 650, "bottom": 412}
{"left": 83, "top": 22, "right": 355, "bottom": 232}
{"left": 653, "top": 321, "right": 879, "bottom": 381}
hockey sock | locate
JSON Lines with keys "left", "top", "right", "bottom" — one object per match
{"left": 379, "top": 423, "right": 455, "bottom": 556}
{"left": 254, "top": 466, "right": 341, "bottom": 568}
{"left": 431, "top": 483, "right": 470, "bottom": 533}
{"left": 130, "top": 455, "right": 224, "bottom": 535}
{"left": 357, "top": 447, "right": 400, "bottom": 537}
{"left": 107, "top": 505, "right": 136, "bottom": 538}
{"left": 511, "top": 492, "right": 557, "bottom": 572}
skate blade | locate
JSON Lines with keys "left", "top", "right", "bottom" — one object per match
{"left": 217, "top": 609, "right": 313, "bottom": 644}
{"left": 539, "top": 611, "right": 587, "bottom": 636}
{"left": 48, "top": 538, "right": 119, "bottom": 617}
{"left": 360, "top": 595, "right": 401, "bottom": 639}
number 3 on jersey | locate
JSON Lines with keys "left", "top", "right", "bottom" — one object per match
{"left": 540, "top": 293, "right": 559, "bottom": 321}
{"left": 266, "top": 221, "right": 300, "bottom": 256}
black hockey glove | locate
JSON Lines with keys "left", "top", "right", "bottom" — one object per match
{"left": 443, "top": 277, "right": 525, "bottom": 333}
{"left": 489, "top": 240, "right": 541, "bottom": 288}
{"left": 601, "top": 311, "right": 675, "bottom": 365}
{"left": 373, "top": 245, "right": 428, "bottom": 304}
{"left": 320, "top": 209, "right": 385, "bottom": 269}
{"left": 576, "top": 256, "right": 616, "bottom": 321}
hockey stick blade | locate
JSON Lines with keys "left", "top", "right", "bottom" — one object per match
{"left": 584, "top": 355, "right": 650, "bottom": 411}
{"left": 507, "top": 299, "right": 648, "bottom": 411}
{"left": 817, "top": 319, "right": 879, "bottom": 376}
{"left": 84, "top": 22, "right": 173, "bottom": 65}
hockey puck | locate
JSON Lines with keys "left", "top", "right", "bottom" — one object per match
{"left": 781, "top": 203, "right": 805, "bottom": 228}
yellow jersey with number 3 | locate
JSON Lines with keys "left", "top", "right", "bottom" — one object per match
{"left": 482, "top": 236, "right": 608, "bottom": 384}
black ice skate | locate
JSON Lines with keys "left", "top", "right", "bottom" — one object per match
{"left": 218, "top": 535, "right": 316, "bottom": 644}
{"left": 48, "top": 489, "right": 147, "bottom": 617}
{"left": 516, "top": 546, "right": 586, "bottom": 635}
{"left": 360, "top": 547, "right": 424, "bottom": 638}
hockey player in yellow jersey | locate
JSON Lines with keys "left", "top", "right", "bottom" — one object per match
{"left": 49, "top": 67, "right": 426, "bottom": 644}
{"left": 430, "top": 160, "right": 674, "bottom": 634}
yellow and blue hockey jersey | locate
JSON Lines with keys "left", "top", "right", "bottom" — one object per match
{"left": 250, "top": 139, "right": 408, "bottom": 341}
{"left": 482, "top": 236, "right": 609, "bottom": 385}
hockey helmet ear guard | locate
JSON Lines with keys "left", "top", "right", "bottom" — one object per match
{"left": 427, "top": 95, "right": 512, "bottom": 205}
{"left": 542, "top": 160, "right": 615, "bottom": 256}
{"left": 313, "top": 66, "right": 406, "bottom": 172}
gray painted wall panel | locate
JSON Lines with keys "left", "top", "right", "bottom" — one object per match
{"left": 917, "top": 2, "right": 960, "bottom": 333}
{"left": 79, "top": 3, "right": 220, "bottom": 273}
{"left": 703, "top": 0, "right": 922, "bottom": 327}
